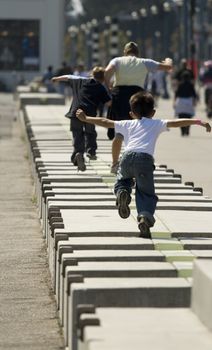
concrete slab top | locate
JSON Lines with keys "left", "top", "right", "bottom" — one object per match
{"left": 156, "top": 210, "right": 212, "bottom": 233}
{"left": 60, "top": 209, "right": 139, "bottom": 232}
{"left": 65, "top": 261, "right": 176, "bottom": 272}
{"left": 82, "top": 308, "right": 212, "bottom": 350}
{"left": 70, "top": 277, "right": 191, "bottom": 288}
{"left": 61, "top": 250, "right": 164, "bottom": 259}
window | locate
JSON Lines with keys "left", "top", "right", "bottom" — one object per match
{"left": 0, "top": 20, "right": 40, "bottom": 71}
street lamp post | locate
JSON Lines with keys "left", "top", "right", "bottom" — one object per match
{"left": 163, "top": 2, "right": 171, "bottom": 58}
{"left": 139, "top": 8, "right": 147, "bottom": 56}
{"left": 68, "top": 25, "right": 79, "bottom": 68}
{"left": 150, "top": 5, "right": 159, "bottom": 58}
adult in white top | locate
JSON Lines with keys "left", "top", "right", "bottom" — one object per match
{"left": 104, "top": 41, "right": 173, "bottom": 174}
{"left": 76, "top": 91, "right": 211, "bottom": 237}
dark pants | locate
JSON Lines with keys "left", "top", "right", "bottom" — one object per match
{"left": 178, "top": 113, "right": 192, "bottom": 135}
{"left": 70, "top": 118, "right": 97, "bottom": 164}
{"left": 107, "top": 85, "right": 143, "bottom": 140}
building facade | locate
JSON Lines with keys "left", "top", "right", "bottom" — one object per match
{"left": 0, "top": 0, "right": 65, "bottom": 90}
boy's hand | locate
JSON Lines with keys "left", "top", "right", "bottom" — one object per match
{"left": 51, "top": 77, "right": 57, "bottom": 82}
{"left": 205, "top": 122, "right": 211, "bottom": 132}
{"left": 76, "top": 109, "right": 86, "bottom": 122}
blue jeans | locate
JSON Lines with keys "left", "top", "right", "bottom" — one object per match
{"left": 70, "top": 118, "right": 97, "bottom": 164}
{"left": 114, "top": 151, "right": 158, "bottom": 226}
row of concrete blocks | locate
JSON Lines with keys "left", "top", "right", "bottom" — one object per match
{"left": 20, "top": 100, "right": 212, "bottom": 350}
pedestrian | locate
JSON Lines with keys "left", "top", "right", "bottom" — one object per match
{"left": 174, "top": 71, "right": 198, "bottom": 136}
{"left": 76, "top": 91, "right": 211, "bottom": 237}
{"left": 52, "top": 66, "right": 111, "bottom": 171}
{"left": 172, "top": 58, "right": 195, "bottom": 92}
{"left": 42, "top": 65, "right": 56, "bottom": 92}
{"left": 199, "top": 60, "right": 212, "bottom": 118}
{"left": 104, "top": 41, "right": 173, "bottom": 174}
{"left": 55, "top": 61, "right": 73, "bottom": 96}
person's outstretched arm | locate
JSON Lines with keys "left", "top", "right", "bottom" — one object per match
{"left": 52, "top": 74, "right": 86, "bottom": 82}
{"left": 76, "top": 109, "right": 115, "bottom": 129}
{"left": 167, "top": 119, "right": 211, "bottom": 132}
{"left": 52, "top": 75, "right": 69, "bottom": 82}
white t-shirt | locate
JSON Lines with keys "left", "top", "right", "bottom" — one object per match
{"left": 109, "top": 56, "right": 159, "bottom": 87}
{"left": 114, "top": 117, "right": 168, "bottom": 156}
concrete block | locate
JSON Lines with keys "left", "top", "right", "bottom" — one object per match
{"left": 192, "top": 259, "right": 212, "bottom": 331}
{"left": 68, "top": 277, "right": 191, "bottom": 349}
{"left": 79, "top": 307, "right": 212, "bottom": 350}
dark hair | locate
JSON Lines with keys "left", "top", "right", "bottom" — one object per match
{"left": 92, "top": 66, "right": 105, "bottom": 81}
{"left": 123, "top": 42, "right": 139, "bottom": 56}
{"left": 130, "top": 91, "right": 154, "bottom": 117}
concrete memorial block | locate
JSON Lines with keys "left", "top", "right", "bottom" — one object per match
{"left": 156, "top": 210, "right": 212, "bottom": 237}
{"left": 156, "top": 195, "right": 212, "bottom": 203}
{"left": 58, "top": 209, "right": 141, "bottom": 236}
{"left": 19, "top": 93, "right": 65, "bottom": 108}
{"left": 172, "top": 261, "right": 194, "bottom": 277}
{"left": 190, "top": 250, "right": 212, "bottom": 258}
{"left": 62, "top": 261, "right": 178, "bottom": 328}
{"left": 192, "top": 259, "right": 212, "bottom": 331}
{"left": 161, "top": 250, "right": 195, "bottom": 262}
{"left": 51, "top": 236, "right": 154, "bottom": 276}
{"left": 181, "top": 239, "right": 212, "bottom": 250}
{"left": 68, "top": 277, "right": 191, "bottom": 349}
{"left": 78, "top": 307, "right": 212, "bottom": 350}
{"left": 55, "top": 249, "right": 165, "bottom": 308}
{"left": 153, "top": 238, "right": 184, "bottom": 251}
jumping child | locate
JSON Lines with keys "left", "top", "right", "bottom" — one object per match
{"left": 76, "top": 91, "right": 211, "bottom": 237}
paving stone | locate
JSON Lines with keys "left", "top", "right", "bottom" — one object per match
{"left": 190, "top": 250, "right": 212, "bottom": 258}
{"left": 78, "top": 307, "right": 212, "bottom": 350}
{"left": 67, "top": 277, "right": 191, "bottom": 349}
{"left": 192, "top": 259, "right": 212, "bottom": 331}
{"left": 161, "top": 250, "right": 195, "bottom": 262}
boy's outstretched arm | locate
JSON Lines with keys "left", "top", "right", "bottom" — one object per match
{"left": 167, "top": 119, "right": 211, "bottom": 132}
{"left": 52, "top": 75, "right": 69, "bottom": 82}
{"left": 76, "top": 109, "right": 115, "bottom": 129}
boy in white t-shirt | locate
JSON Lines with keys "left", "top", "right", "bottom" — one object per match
{"left": 76, "top": 92, "right": 211, "bottom": 238}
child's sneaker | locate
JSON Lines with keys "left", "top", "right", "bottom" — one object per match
{"left": 116, "top": 190, "right": 131, "bottom": 219}
{"left": 86, "top": 153, "right": 97, "bottom": 160}
{"left": 75, "top": 153, "right": 86, "bottom": 172}
{"left": 138, "top": 216, "right": 151, "bottom": 239}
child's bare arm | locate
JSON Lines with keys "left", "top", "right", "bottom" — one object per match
{"left": 167, "top": 119, "right": 211, "bottom": 132}
{"left": 52, "top": 75, "right": 69, "bottom": 82}
{"left": 76, "top": 109, "right": 115, "bottom": 129}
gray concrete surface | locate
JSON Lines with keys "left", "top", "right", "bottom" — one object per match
{"left": 79, "top": 307, "right": 212, "bottom": 350}
{"left": 1, "top": 86, "right": 212, "bottom": 350}
{"left": 0, "top": 94, "right": 64, "bottom": 350}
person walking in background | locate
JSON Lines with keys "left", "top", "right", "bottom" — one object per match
{"left": 104, "top": 41, "right": 173, "bottom": 174}
{"left": 146, "top": 70, "right": 165, "bottom": 106}
{"left": 174, "top": 71, "right": 198, "bottom": 136}
{"left": 52, "top": 66, "right": 111, "bottom": 171}
{"left": 42, "top": 65, "right": 56, "bottom": 92}
{"left": 199, "top": 60, "right": 212, "bottom": 118}
{"left": 55, "top": 61, "right": 73, "bottom": 96}
{"left": 76, "top": 91, "right": 211, "bottom": 237}
{"left": 172, "top": 58, "right": 195, "bottom": 92}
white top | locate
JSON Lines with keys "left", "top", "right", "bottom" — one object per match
{"left": 109, "top": 56, "right": 159, "bottom": 87}
{"left": 114, "top": 118, "right": 168, "bottom": 156}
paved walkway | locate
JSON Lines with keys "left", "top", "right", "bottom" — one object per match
{"left": 0, "top": 94, "right": 64, "bottom": 349}
{"left": 0, "top": 88, "right": 211, "bottom": 349}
